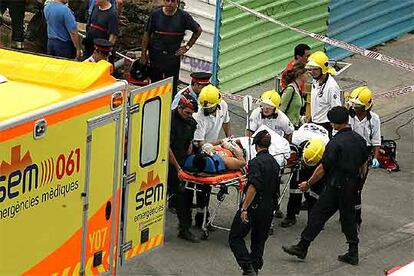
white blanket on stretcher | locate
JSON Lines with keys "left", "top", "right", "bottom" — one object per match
{"left": 237, "top": 125, "right": 291, "bottom": 167}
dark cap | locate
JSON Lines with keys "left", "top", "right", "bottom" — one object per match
{"left": 190, "top": 72, "right": 212, "bottom": 85}
{"left": 93, "top": 38, "right": 113, "bottom": 53}
{"left": 327, "top": 106, "right": 349, "bottom": 124}
{"left": 252, "top": 129, "right": 271, "bottom": 146}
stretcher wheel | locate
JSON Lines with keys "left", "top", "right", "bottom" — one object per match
{"left": 201, "top": 230, "right": 209, "bottom": 240}
{"left": 217, "top": 190, "right": 226, "bottom": 201}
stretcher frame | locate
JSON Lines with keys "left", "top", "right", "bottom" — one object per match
{"left": 181, "top": 145, "right": 301, "bottom": 240}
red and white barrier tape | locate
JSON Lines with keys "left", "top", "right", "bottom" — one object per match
{"left": 222, "top": 84, "right": 414, "bottom": 103}
{"left": 373, "top": 84, "right": 414, "bottom": 100}
{"left": 227, "top": 0, "right": 414, "bottom": 73}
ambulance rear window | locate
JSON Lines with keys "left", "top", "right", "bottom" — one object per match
{"left": 140, "top": 97, "right": 161, "bottom": 167}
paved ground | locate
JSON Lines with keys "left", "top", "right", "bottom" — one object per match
{"left": 120, "top": 34, "right": 414, "bottom": 275}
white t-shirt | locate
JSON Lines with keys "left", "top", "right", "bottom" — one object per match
{"left": 310, "top": 75, "right": 342, "bottom": 123}
{"left": 237, "top": 125, "right": 290, "bottom": 166}
{"left": 83, "top": 56, "right": 96, "bottom": 63}
{"left": 193, "top": 100, "right": 230, "bottom": 142}
{"left": 247, "top": 107, "right": 294, "bottom": 136}
{"left": 349, "top": 112, "right": 381, "bottom": 146}
{"left": 292, "top": 123, "right": 330, "bottom": 147}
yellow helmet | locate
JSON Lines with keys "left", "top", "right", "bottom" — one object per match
{"left": 199, "top": 85, "right": 222, "bottom": 109}
{"left": 259, "top": 90, "right": 280, "bottom": 109}
{"left": 302, "top": 138, "right": 325, "bottom": 167}
{"left": 305, "top": 51, "right": 337, "bottom": 75}
{"left": 349, "top": 86, "right": 373, "bottom": 110}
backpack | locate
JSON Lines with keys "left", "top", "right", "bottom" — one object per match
{"left": 280, "top": 83, "right": 305, "bottom": 116}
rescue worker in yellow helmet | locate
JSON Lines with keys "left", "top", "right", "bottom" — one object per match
{"left": 280, "top": 124, "right": 329, "bottom": 228}
{"left": 300, "top": 139, "right": 327, "bottom": 217}
{"left": 306, "top": 51, "right": 342, "bottom": 136}
{"left": 283, "top": 106, "right": 369, "bottom": 266}
{"left": 348, "top": 86, "right": 381, "bottom": 230}
{"left": 193, "top": 84, "right": 232, "bottom": 228}
{"left": 246, "top": 89, "right": 294, "bottom": 219}
{"left": 246, "top": 90, "right": 294, "bottom": 142}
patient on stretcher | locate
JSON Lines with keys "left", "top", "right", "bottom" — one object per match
{"left": 184, "top": 138, "right": 246, "bottom": 174}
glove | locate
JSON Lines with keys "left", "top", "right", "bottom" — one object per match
{"left": 371, "top": 158, "right": 380, "bottom": 169}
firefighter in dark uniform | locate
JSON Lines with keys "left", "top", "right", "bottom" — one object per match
{"left": 282, "top": 106, "right": 369, "bottom": 266}
{"left": 168, "top": 93, "right": 199, "bottom": 242}
{"left": 300, "top": 139, "right": 327, "bottom": 221}
{"left": 229, "top": 130, "right": 280, "bottom": 275}
{"left": 140, "top": 0, "right": 203, "bottom": 97}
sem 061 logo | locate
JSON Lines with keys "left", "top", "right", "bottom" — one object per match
{"left": 0, "top": 145, "right": 81, "bottom": 203}
{"left": 135, "top": 170, "right": 164, "bottom": 211}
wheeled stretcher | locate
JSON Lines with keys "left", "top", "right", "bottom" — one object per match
{"left": 178, "top": 142, "right": 301, "bottom": 240}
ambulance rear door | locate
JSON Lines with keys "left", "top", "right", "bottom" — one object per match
{"left": 121, "top": 78, "right": 172, "bottom": 263}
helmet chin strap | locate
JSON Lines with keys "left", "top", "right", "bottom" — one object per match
{"left": 203, "top": 106, "right": 218, "bottom": 116}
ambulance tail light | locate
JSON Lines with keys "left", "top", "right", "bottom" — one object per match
{"left": 111, "top": 91, "right": 123, "bottom": 110}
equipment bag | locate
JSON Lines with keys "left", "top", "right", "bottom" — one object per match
{"left": 377, "top": 138, "right": 399, "bottom": 172}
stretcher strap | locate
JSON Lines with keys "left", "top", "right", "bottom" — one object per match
{"left": 289, "top": 189, "right": 302, "bottom": 194}
{"left": 236, "top": 174, "right": 246, "bottom": 191}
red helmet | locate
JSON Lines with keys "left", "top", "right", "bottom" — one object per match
{"left": 179, "top": 93, "right": 199, "bottom": 112}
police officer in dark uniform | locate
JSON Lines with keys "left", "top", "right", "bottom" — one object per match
{"left": 169, "top": 93, "right": 199, "bottom": 242}
{"left": 229, "top": 130, "right": 280, "bottom": 275}
{"left": 171, "top": 72, "right": 211, "bottom": 110}
{"left": 282, "top": 106, "right": 369, "bottom": 266}
{"left": 140, "top": 0, "right": 203, "bottom": 97}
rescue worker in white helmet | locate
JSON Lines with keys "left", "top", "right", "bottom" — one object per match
{"left": 246, "top": 90, "right": 294, "bottom": 142}
{"left": 348, "top": 86, "right": 381, "bottom": 231}
{"left": 306, "top": 51, "right": 342, "bottom": 136}
{"left": 192, "top": 84, "right": 232, "bottom": 228}
{"left": 280, "top": 124, "right": 329, "bottom": 227}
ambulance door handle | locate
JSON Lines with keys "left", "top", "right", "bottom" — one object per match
{"left": 34, "top": 119, "right": 47, "bottom": 139}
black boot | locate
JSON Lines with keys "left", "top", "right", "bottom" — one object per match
{"left": 282, "top": 240, "right": 309, "bottom": 260}
{"left": 241, "top": 264, "right": 257, "bottom": 276}
{"left": 338, "top": 243, "right": 358, "bottom": 265}
{"left": 178, "top": 229, "right": 200, "bottom": 243}
{"left": 280, "top": 216, "right": 297, "bottom": 228}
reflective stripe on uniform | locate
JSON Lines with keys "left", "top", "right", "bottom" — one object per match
{"left": 289, "top": 189, "right": 302, "bottom": 194}
{"left": 308, "top": 190, "right": 319, "bottom": 199}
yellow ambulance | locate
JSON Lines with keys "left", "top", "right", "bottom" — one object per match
{"left": 0, "top": 49, "right": 172, "bottom": 275}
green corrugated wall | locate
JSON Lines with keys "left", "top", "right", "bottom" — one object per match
{"left": 218, "top": 0, "right": 330, "bottom": 93}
